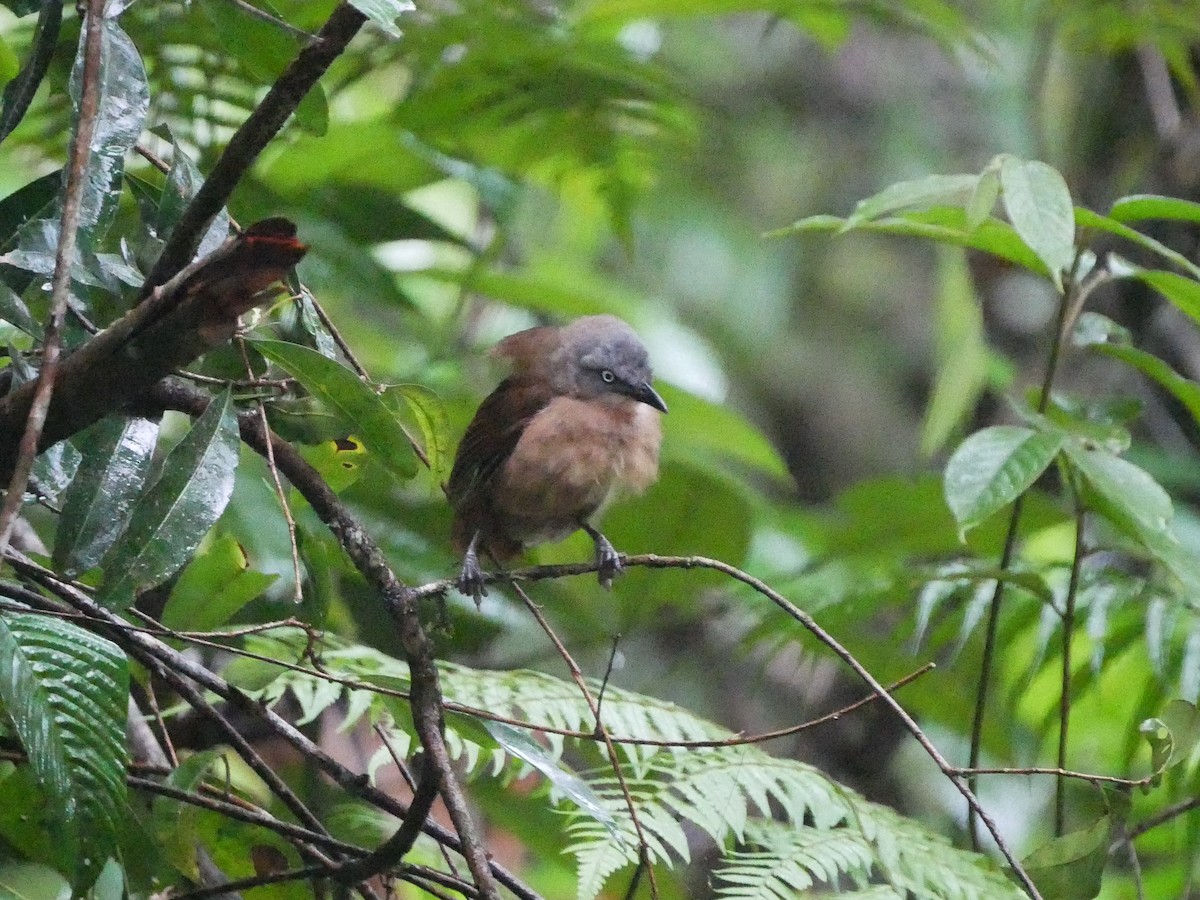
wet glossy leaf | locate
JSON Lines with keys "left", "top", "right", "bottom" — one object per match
{"left": 0, "top": 171, "right": 59, "bottom": 248}
{"left": 349, "top": 0, "right": 414, "bottom": 38}
{"left": 69, "top": 20, "right": 149, "bottom": 247}
{"left": 944, "top": 426, "right": 1062, "bottom": 537}
{"left": 0, "top": 613, "right": 128, "bottom": 889}
{"left": 253, "top": 339, "right": 418, "bottom": 481}
{"left": 485, "top": 721, "right": 618, "bottom": 835}
{"left": 157, "top": 138, "right": 230, "bottom": 259}
{"left": 999, "top": 156, "right": 1075, "bottom": 290}
{"left": 99, "top": 390, "right": 239, "bottom": 609}
{"left": 30, "top": 440, "right": 81, "bottom": 506}
{"left": 0, "top": 280, "right": 40, "bottom": 337}
{"left": 54, "top": 416, "right": 159, "bottom": 577}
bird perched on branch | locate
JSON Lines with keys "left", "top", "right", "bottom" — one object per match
{"left": 448, "top": 315, "right": 668, "bottom": 604}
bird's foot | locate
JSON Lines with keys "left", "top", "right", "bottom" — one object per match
{"left": 591, "top": 531, "right": 623, "bottom": 591}
{"left": 456, "top": 548, "right": 488, "bottom": 608}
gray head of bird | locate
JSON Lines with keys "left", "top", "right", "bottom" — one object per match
{"left": 552, "top": 315, "right": 668, "bottom": 412}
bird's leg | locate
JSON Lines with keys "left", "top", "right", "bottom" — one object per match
{"left": 581, "top": 522, "right": 622, "bottom": 590}
{"left": 456, "top": 530, "right": 488, "bottom": 608}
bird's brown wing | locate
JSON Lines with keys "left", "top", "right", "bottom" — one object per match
{"left": 448, "top": 375, "right": 553, "bottom": 554}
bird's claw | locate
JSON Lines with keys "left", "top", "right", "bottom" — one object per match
{"left": 456, "top": 549, "right": 488, "bottom": 608}
{"left": 593, "top": 532, "right": 623, "bottom": 591}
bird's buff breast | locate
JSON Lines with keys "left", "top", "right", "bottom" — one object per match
{"left": 493, "top": 396, "right": 662, "bottom": 544}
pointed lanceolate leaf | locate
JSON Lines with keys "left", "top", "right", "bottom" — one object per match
{"left": 157, "top": 138, "right": 230, "bottom": 259}
{"left": 0, "top": 613, "right": 128, "bottom": 889}
{"left": 348, "top": 0, "right": 413, "bottom": 37}
{"left": 54, "top": 416, "right": 160, "bottom": 577}
{"left": 253, "top": 339, "right": 418, "bottom": 481}
{"left": 69, "top": 19, "right": 149, "bottom": 248}
{"left": 99, "top": 390, "right": 239, "bottom": 609}
{"left": 1110, "top": 194, "right": 1200, "bottom": 225}
{"left": 999, "top": 157, "right": 1075, "bottom": 291}
{"left": 161, "top": 534, "right": 276, "bottom": 632}
{"left": 1062, "top": 441, "right": 1172, "bottom": 541}
{"left": 944, "top": 426, "right": 1062, "bottom": 537}
{"left": 842, "top": 173, "right": 978, "bottom": 230}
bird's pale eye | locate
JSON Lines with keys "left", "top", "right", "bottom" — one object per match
{"left": 601, "top": 370, "right": 615, "bottom": 384}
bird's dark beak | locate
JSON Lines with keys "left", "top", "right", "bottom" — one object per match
{"left": 635, "top": 381, "right": 668, "bottom": 413}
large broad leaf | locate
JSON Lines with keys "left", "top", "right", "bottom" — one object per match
{"left": 53, "top": 416, "right": 159, "bottom": 577}
{"left": 0, "top": 171, "right": 59, "bottom": 249}
{"left": 999, "top": 156, "right": 1075, "bottom": 291}
{"left": 253, "top": 339, "right": 418, "bottom": 481}
{"left": 1060, "top": 440, "right": 1200, "bottom": 593}
{"left": 944, "top": 426, "right": 1063, "bottom": 537}
{"left": 99, "top": 390, "right": 239, "bottom": 609}
{"left": 0, "top": 863, "right": 71, "bottom": 900}
{"left": 0, "top": 613, "right": 128, "bottom": 889}
{"left": 160, "top": 533, "right": 277, "bottom": 633}
{"left": 69, "top": 19, "right": 149, "bottom": 248}
{"left": 1021, "top": 816, "right": 1109, "bottom": 900}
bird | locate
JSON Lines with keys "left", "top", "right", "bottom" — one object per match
{"left": 448, "top": 314, "right": 668, "bottom": 605}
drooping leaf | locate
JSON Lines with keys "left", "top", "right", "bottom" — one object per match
{"left": 157, "top": 138, "right": 230, "bottom": 259}
{"left": 920, "top": 248, "right": 989, "bottom": 456}
{"left": 944, "top": 426, "right": 1063, "bottom": 537}
{"left": 160, "top": 533, "right": 277, "bottom": 632}
{"left": 965, "top": 158, "right": 1002, "bottom": 229}
{"left": 381, "top": 383, "right": 450, "bottom": 482}
{"left": 1021, "top": 816, "right": 1109, "bottom": 900}
{"left": 53, "top": 416, "right": 160, "bottom": 577}
{"left": 0, "top": 171, "right": 60, "bottom": 250}
{"left": 1077, "top": 208, "right": 1200, "bottom": 281}
{"left": 0, "top": 613, "right": 128, "bottom": 889}
{"left": 30, "top": 440, "right": 81, "bottom": 506}
{"left": 1140, "top": 700, "right": 1200, "bottom": 773}
{"left": 0, "top": 279, "right": 41, "bottom": 337}
{"left": 99, "top": 390, "right": 240, "bottom": 609}
{"left": 999, "top": 156, "right": 1075, "bottom": 290}
{"left": 253, "top": 339, "right": 418, "bottom": 481}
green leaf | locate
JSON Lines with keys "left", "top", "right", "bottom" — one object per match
{"left": 150, "top": 750, "right": 225, "bottom": 879}
{"left": 0, "top": 613, "right": 128, "bottom": 889}
{"left": 944, "top": 426, "right": 1063, "bottom": 537}
{"left": 99, "top": 390, "right": 240, "bottom": 609}
{"left": 0, "top": 171, "right": 59, "bottom": 250}
{"left": 1076, "top": 208, "right": 1200, "bottom": 281}
{"left": 965, "top": 159, "right": 1002, "bottom": 229}
{"left": 1062, "top": 441, "right": 1172, "bottom": 541}
{"left": 1083, "top": 338, "right": 1200, "bottom": 430}
{"left": 348, "top": 0, "right": 413, "bottom": 38}
{"left": 658, "top": 384, "right": 789, "bottom": 479}
{"left": 999, "top": 156, "right": 1075, "bottom": 290}
{"left": 842, "top": 173, "right": 978, "bottom": 229}
{"left": 253, "top": 340, "right": 418, "bottom": 481}
{"left": 70, "top": 20, "right": 149, "bottom": 248}
{"left": 1021, "top": 816, "right": 1109, "bottom": 900}
{"left": 773, "top": 207, "right": 1048, "bottom": 275}
{"left": 157, "top": 138, "right": 230, "bottom": 258}
{"left": 0, "top": 862, "right": 70, "bottom": 900}
{"left": 1123, "top": 266, "right": 1200, "bottom": 325}
{"left": 1141, "top": 700, "right": 1200, "bottom": 772}
{"left": 1110, "top": 193, "right": 1200, "bottom": 225}
{"left": 0, "top": 280, "right": 41, "bottom": 338}
{"left": 485, "top": 721, "right": 618, "bottom": 835}
{"left": 53, "top": 416, "right": 159, "bottom": 577}
{"left": 920, "top": 248, "right": 989, "bottom": 456}
{"left": 0, "top": 35, "right": 18, "bottom": 88}
{"left": 161, "top": 534, "right": 277, "bottom": 632}
{"left": 380, "top": 383, "right": 450, "bottom": 482}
